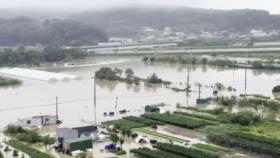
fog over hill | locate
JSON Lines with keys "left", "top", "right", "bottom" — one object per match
{"left": 71, "top": 7, "right": 280, "bottom": 37}
{"left": 0, "top": 6, "right": 280, "bottom": 45}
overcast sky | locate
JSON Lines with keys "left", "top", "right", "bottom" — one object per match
{"left": 0, "top": 0, "right": 279, "bottom": 14}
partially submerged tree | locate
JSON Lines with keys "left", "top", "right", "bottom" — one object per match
{"left": 125, "top": 68, "right": 134, "bottom": 79}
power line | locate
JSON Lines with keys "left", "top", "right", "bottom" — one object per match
{"left": 0, "top": 93, "right": 171, "bottom": 112}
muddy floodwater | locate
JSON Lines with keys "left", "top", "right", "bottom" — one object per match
{"left": 1, "top": 56, "right": 280, "bottom": 128}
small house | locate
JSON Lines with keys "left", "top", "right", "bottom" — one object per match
{"left": 56, "top": 128, "right": 79, "bottom": 141}
{"left": 72, "top": 125, "right": 98, "bottom": 137}
{"left": 63, "top": 137, "right": 92, "bottom": 154}
{"left": 16, "top": 117, "right": 41, "bottom": 128}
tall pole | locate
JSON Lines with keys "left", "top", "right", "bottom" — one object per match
{"left": 198, "top": 83, "right": 202, "bottom": 99}
{"left": 245, "top": 68, "right": 247, "bottom": 94}
{"left": 55, "top": 96, "right": 58, "bottom": 120}
{"left": 186, "top": 68, "right": 190, "bottom": 106}
{"left": 115, "top": 97, "right": 119, "bottom": 119}
{"left": 94, "top": 77, "right": 97, "bottom": 126}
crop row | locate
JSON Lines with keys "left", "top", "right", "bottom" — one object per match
{"left": 131, "top": 147, "right": 184, "bottom": 158}
{"left": 103, "top": 119, "right": 146, "bottom": 130}
{"left": 134, "top": 128, "right": 186, "bottom": 144}
{"left": 192, "top": 143, "right": 230, "bottom": 153}
{"left": 123, "top": 116, "right": 164, "bottom": 125}
{"left": 229, "top": 132, "right": 280, "bottom": 147}
{"left": 7, "top": 140, "right": 53, "bottom": 158}
{"left": 174, "top": 111, "right": 226, "bottom": 123}
{"left": 208, "top": 134, "right": 280, "bottom": 157}
{"left": 154, "top": 143, "right": 218, "bottom": 158}
{"left": 142, "top": 113, "right": 211, "bottom": 129}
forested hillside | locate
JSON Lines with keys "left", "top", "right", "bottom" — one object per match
{"left": 0, "top": 16, "right": 108, "bottom": 46}
{"left": 72, "top": 7, "right": 280, "bottom": 37}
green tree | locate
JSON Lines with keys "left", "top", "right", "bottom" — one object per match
{"left": 125, "top": 68, "right": 134, "bottom": 79}
{"left": 114, "top": 68, "right": 123, "bottom": 77}
{"left": 0, "top": 151, "right": 3, "bottom": 158}
{"left": 42, "top": 135, "right": 56, "bottom": 150}
{"left": 111, "top": 134, "right": 119, "bottom": 147}
{"left": 142, "top": 56, "right": 148, "bottom": 62}
{"left": 202, "top": 58, "right": 208, "bottom": 65}
{"left": 119, "top": 138, "right": 125, "bottom": 150}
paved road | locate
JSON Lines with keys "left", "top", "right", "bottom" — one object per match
{"left": 90, "top": 47, "right": 280, "bottom": 54}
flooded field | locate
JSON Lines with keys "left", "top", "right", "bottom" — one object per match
{"left": 1, "top": 56, "right": 280, "bottom": 129}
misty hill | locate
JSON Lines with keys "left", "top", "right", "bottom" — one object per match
{"left": 0, "top": 16, "right": 108, "bottom": 46}
{"left": 72, "top": 7, "right": 280, "bottom": 37}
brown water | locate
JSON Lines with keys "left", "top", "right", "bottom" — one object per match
{"left": 0, "top": 56, "right": 280, "bottom": 129}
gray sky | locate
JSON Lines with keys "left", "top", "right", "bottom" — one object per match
{"left": 0, "top": 0, "right": 279, "bottom": 14}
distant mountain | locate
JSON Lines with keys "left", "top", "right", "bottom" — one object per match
{"left": 0, "top": 16, "right": 108, "bottom": 46}
{"left": 71, "top": 7, "right": 280, "bottom": 37}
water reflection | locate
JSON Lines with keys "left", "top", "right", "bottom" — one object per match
{"left": 96, "top": 79, "right": 118, "bottom": 91}
{"left": 1, "top": 56, "right": 280, "bottom": 128}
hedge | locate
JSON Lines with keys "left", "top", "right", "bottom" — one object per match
{"left": 207, "top": 134, "right": 280, "bottom": 157}
{"left": 7, "top": 140, "right": 53, "bottom": 158}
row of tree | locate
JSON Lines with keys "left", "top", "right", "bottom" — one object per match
{"left": 0, "top": 46, "right": 87, "bottom": 66}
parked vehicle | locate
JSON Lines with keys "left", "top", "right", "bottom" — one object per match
{"left": 105, "top": 144, "right": 116, "bottom": 150}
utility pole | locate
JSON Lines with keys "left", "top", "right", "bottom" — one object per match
{"left": 93, "top": 77, "right": 97, "bottom": 126}
{"left": 55, "top": 96, "right": 58, "bottom": 120}
{"left": 198, "top": 83, "right": 202, "bottom": 99}
{"left": 115, "top": 97, "right": 119, "bottom": 119}
{"left": 245, "top": 68, "right": 247, "bottom": 94}
{"left": 186, "top": 68, "right": 190, "bottom": 106}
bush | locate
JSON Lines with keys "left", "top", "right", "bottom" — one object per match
{"left": 13, "top": 150, "right": 19, "bottom": 157}
{"left": 4, "top": 146, "right": 10, "bottom": 152}
{"left": 117, "top": 150, "right": 126, "bottom": 155}
{"left": 272, "top": 85, "right": 280, "bottom": 93}
{"left": 230, "top": 112, "right": 261, "bottom": 126}
{"left": 0, "top": 76, "right": 22, "bottom": 87}
{"left": 146, "top": 73, "right": 163, "bottom": 84}
{"left": 95, "top": 67, "right": 120, "bottom": 80}
{"left": 5, "top": 125, "right": 25, "bottom": 134}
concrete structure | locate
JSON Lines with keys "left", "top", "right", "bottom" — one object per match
{"left": 56, "top": 128, "right": 79, "bottom": 140}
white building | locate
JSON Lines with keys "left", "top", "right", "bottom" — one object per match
{"left": 16, "top": 117, "right": 42, "bottom": 128}
{"left": 15, "top": 115, "right": 57, "bottom": 128}
{"left": 163, "top": 27, "right": 172, "bottom": 36}
{"left": 250, "top": 29, "right": 269, "bottom": 37}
